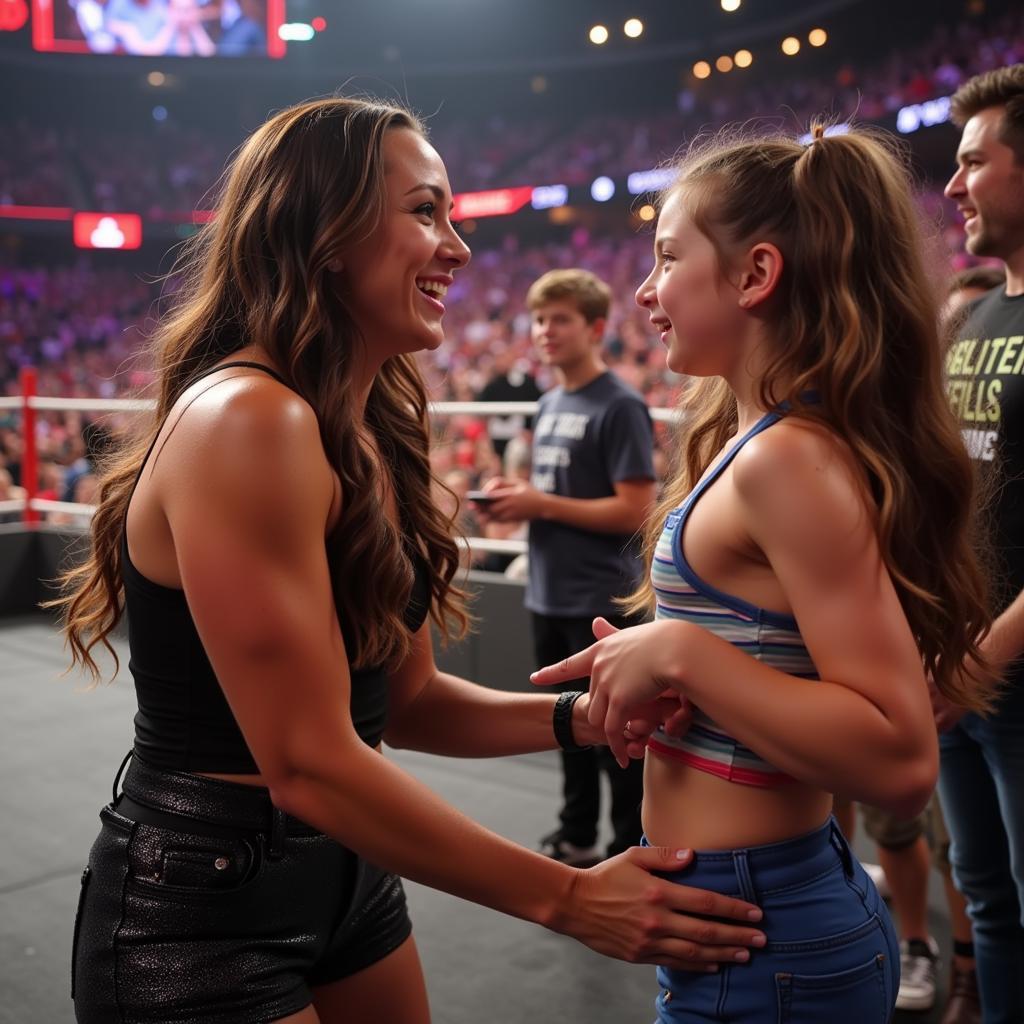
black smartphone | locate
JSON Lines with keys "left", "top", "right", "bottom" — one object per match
{"left": 466, "top": 490, "right": 497, "bottom": 504}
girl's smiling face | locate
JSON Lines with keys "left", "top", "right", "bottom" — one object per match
{"left": 635, "top": 190, "right": 748, "bottom": 378}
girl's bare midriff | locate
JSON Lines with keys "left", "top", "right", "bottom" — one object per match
{"left": 642, "top": 748, "right": 834, "bottom": 852}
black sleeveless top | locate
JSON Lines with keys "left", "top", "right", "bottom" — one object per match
{"left": 123, "top": 361, "right": 431, "bottom": 773}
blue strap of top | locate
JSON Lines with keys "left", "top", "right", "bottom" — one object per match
{"left": 666, "top": 409, "right": 800, "bottom": 630}
{"left": 677, "top": 409, "right": 782, "bottom": 519}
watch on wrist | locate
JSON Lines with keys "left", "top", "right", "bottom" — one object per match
{"left": 553, "top": 690, "right": 593, "bottom": 752}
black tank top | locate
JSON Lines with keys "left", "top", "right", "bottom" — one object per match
{"left": 123, "top": 361, "right": 431, "bottom": 773}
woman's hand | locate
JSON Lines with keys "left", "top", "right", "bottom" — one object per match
{"left": 533, "top": 617, "right": 692, "bottom": 767}
{"left": 552, "top": 845, "right": 765, "bottom": 969}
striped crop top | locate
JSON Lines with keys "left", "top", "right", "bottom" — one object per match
{"left": 648, "top": 409, "right": 818, "bottom": 787}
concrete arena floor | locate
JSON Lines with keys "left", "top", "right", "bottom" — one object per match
{"left": 1, "top": 616, "right": 953, "bottom": 1024}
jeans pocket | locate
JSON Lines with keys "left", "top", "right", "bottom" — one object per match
{"left": 70, "top": 866, "right": 92, "bottom": 999}
{"left": 776, "top": 953, "right": 889, "bottom": 1023}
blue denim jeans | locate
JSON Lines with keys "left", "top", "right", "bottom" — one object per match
{"left": 938, "top": 681, "right": 1024, "bottom": 1024}
{"left": 645, "top": 819, "right": 898, "bottom": 1023}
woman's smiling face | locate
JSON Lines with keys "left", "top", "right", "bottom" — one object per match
{"left": 340, "top": 128, "right": 471, "bottom": 360}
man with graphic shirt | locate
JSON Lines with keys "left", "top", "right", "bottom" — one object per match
{"left": 938, "top": 63, "right": 1024, "bottom": 1024}
{"left": 478, "top": 269, "right": 656, "bottom": 865}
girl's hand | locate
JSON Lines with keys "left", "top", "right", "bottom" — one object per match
{"left": 533, "top": 617, "right": 691, "bottom": 767}
{"left": 571, "top": 689, "right": 693, "bottom": 758}
{"left": 569, "top": 618, "right": 692, "bottom": 757}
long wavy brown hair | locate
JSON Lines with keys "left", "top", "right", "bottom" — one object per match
{"left": 624, "top": 127, "right": 996, "bottom": 712}
{"left": 51, "top": 97, "right": 469, "bottom": 680}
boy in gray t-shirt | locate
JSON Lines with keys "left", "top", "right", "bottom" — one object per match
{"left": 479, "top": 269, "right": 656, "bottom": 865}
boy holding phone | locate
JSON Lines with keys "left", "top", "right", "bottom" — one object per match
{"left": 475, "top": 269, "right": 656, "bottom": 864}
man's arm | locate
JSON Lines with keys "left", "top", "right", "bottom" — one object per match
{"left": 983, "top": 587, "right": 1024, "bottom": 668}
{"left": 931, "top": 585, "right": 1024, "bottom": 730}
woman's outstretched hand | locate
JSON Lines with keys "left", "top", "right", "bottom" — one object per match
{"left": 552, "top": 844, "right": 765, "bottom": 970}
{"left": 532, "top": 617, "right": 693, "bottom": 766}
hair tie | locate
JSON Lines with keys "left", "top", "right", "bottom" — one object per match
{"left": 805, "top": 123, "right": 827, "bottom": 146}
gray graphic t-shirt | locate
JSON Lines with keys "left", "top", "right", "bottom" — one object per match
{"left": 525, "top": 371, "right": 655, "bottom": 617}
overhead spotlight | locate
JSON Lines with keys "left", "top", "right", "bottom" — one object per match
{"left": 311, "top": 16, "right": 326, "bottom": 31}
{"left": 693, "top": 60, "right": 712, "bottom": 79}
{"left": 734, "top": 49, "right": 753, "bottom": 68}
{"left": 808, "top": 27, "right": 827, "bottom": 46}
{"left": 781, "top": 36, "right": 800, "bottom": 55}
{"left": 589, "top": 24, "right": 609, "bottom": 45}
{"left": 591, "top": 176, "right": 616, "bottom": 202}
{"left": 147, "top": 71, "right": 165, "bottom": 86}
{"left": 721, "top": 0, "right": 741, "bottom": 10}
{"left": 715, "top": 54, "right": 733, "bottom": 72}
{"left": 638, "top": 204, "right": 656, "bottom": 222}
{"left": 624, "top": 18, "right": 644, "bottom": 38}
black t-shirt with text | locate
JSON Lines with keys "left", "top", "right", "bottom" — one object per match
{"left": 947, "top": 286, "right": 1024, "bottom": 614}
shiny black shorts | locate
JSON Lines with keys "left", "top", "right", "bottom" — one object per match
{"left": 72, "top": 755, "right": 412, "bottom": 1024}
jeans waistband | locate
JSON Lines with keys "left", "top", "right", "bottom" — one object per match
{"left": 115, "top": 751, "right": 322, "bottom": 856}
{"left": 647, "top": 817, "right": 854, "bottom": 902}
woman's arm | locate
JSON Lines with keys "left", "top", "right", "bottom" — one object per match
{"left": 384, "top": 621, "right": 686, "bottom": 758}
{"left": 161, "top": 380, "right": 764, "bottom": 968}
{"left": 534, "top": 422, "right": 938, "bottom": 817}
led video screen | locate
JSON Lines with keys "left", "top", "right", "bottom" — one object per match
{"left": 32, "top": 0, "right": 284, "bottom": 57}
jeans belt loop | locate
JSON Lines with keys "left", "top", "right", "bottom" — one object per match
{"left": 829, "top": 817, "right": 856, "bottom": 878}
{"left": 733, "top": 849, "right": 757, "bottom": 903}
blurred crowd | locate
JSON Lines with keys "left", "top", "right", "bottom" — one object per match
{"left": 2, "top": 10, "right": 1021, "bottom": 212}
{"left": 515, "top": 11, "right": 1024, "bottom": 186}
{"left": 0, "top": 178, "right": 981, "bottom": 543}
{"left": 1, "top": 6, "right": 1017, "bottom": 536}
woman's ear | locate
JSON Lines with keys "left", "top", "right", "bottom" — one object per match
{"left": 737, "top": 242, "right": 783, "bottom": 310}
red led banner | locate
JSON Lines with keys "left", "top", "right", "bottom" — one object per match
{"left": 73, "top": 212, "right": 143, "bottom": 250}
{"left": 451, "top": 187, "right": 533, "bottom": 221}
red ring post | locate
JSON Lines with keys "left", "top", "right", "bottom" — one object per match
{"left": 20, "top": 366, "right": 39, "bottom": 525}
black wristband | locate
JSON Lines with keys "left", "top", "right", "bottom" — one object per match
{"left": 553, "top": 690, "right": 592, "bottom": 752}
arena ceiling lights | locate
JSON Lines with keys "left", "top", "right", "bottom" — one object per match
{"left": 587, "top": 18, "right": 644, "bottom": 45}
{"left": 691, "top": 26, "right": 826, "bottom": 80}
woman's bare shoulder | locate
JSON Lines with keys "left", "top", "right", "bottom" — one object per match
{"left": 157, "top": 370, "right": 334, "bottom": 527}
